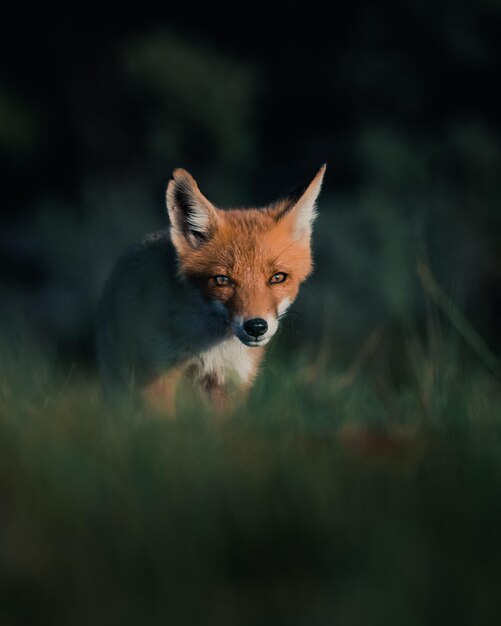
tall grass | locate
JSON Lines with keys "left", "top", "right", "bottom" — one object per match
{"left": 1, "top": 310, "right": 500, "bottom": 625}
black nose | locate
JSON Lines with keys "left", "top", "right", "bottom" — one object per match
{"left": 243, "top": 318, "right": 268, "bottom": 338}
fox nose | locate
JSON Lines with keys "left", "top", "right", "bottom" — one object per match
{"left": 243, "top": 318, "right": 268, "bottom": 338}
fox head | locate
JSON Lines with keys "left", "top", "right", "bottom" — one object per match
{"left": 166, "top": 166, "right": 325, "bottom": 347}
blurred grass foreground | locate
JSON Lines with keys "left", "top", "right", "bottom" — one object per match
{"left": 1, "top": 303, "right": 501, "bottom": 626}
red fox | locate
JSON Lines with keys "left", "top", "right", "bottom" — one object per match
{"left": 97, "top": 165, "right": 326, "bottom": 414}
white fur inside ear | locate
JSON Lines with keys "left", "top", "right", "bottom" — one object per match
{"left": 166, "top": 171, "right": 218, "bottom": 246}
{"left": 291, "top": 200, "right": 318, "bottom": 239}
{"left": 184, "top": 201, "right": 211, "bottom": 234}
{"left": 286, "top": 165, "right": 325, "bottom": 240}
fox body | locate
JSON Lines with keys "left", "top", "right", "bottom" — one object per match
{"left": 97, "top": 166, "right": 325, "bottom": 413}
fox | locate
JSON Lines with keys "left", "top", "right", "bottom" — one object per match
{"left": 96, "top": 165, "right": 326, "bottom": 414}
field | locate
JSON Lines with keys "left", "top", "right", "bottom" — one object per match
{"left": 1, "top": 316, "right": 500, "bottom": 625}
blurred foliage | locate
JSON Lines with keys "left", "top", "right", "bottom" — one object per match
{"left": 121, "top": 30, "right": 258, "bottom": 196}
{"left": 1, "top": 2, "right": 500, "bottom": 355}
{"left": 0, "top": 323, "right": 500, "bottom": 625}
{"left": 0, "top": 2, "right": 500, "bottom": 353}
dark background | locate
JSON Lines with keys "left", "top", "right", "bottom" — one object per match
{"left": 1, "top": 1, "right": 500, "bottom": 362}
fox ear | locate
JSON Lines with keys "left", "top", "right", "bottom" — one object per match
{"left": 166, "top": 169, "right": 219, "bottom": 249}
{"left": 274, "top": 164, "right": 326, "bottom": 240}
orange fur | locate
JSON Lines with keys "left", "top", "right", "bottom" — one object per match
{"left": 178, "top": 209, "right": 312, "bottom": 320}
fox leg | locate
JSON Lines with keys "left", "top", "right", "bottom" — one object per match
{"left": 142, "top": 367, "right": 183, "bottom": 417}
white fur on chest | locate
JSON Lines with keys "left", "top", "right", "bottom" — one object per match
{"left": 187, "top": 337, "right": 255, "bottom": 385}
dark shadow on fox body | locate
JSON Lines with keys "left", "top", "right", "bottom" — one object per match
{"left": 96, "top": 230, "right": 232, "bottom": 393}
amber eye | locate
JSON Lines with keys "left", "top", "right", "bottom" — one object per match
{"left": 270, "top": 272, "right": 287, "bottom": 284}
{"left": 213, "top": 275, "right": 230, "bottom": 286}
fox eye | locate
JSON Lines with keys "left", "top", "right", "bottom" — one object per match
{"left": 270, "top": 272, "right": 287, "bottom": 284}
{"left": 213, "top": 275, "right": 230, "bottom": 286}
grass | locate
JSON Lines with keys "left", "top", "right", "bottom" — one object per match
{"left": 1, "top": 323, "right": 501, "bottom": 626}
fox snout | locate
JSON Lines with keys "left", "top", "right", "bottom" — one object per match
{"left": 244, "top": 318, "right": 268, "bottom": 337}
{"left": 232, "top": 315, "right": 279, "bottom": 347}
